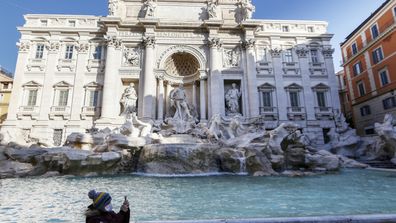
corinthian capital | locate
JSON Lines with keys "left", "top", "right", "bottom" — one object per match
{"left": 208, "top": 37, "right": 223, "bottom": 49}
{"left": 76, "top": 42, "right": 90, "bottom": 53}
{"left": 142, "top": 36, "right": 156, "bottom": 48}
{"left": 106, "top": 36, "right": 122, "bottom": 49}
{"left": 322, "top": 47, "right": 335, "bottom": 58}
{"left": 47, "top": 42, "right": 61, "bottom": 52}
{"left": 241, "top": 39, "right": 256, "bottom": 50}
{"left": 17, "top": 41, "right": 31, "bottom": 52}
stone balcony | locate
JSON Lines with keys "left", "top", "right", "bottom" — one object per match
{"left": 282, "top": 62, "right": 300, "bottom": 76}
{"left": 315, "top": 107, "right": 333, "bottom": 120}
{"left": 26, "top": 58, "right": 46, "bottom": 72}
{"left": 256, "top": 61, "right": 273, "bottom": 76}
{"left": 287, "top": 107, "right": 306, "bottom": 120}
{"left": 81, "top": 106, "right": 101, "bottom": 120}
{"left": 87, "top": 59, "right": 105, "bottom": 72}
{"left": 17, "top": 106, "right": 40, "bottom": 120}
{"left": 309, "top": 62, "right": 327, "bottom": 76}
{"left": 57, "top": 59, "right": 76, "bottom": 72}
{"left": 49, "top": 106, "right": 71, "bottom": 120}
{"left": 259, "top": 107, "right": 278, "bottom": 120}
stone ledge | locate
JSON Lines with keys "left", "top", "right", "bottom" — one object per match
{"left": 140, "top": 214, "right": 396, "bottom": 223}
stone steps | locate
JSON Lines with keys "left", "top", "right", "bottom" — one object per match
{"left": 358, "top": 160, "right": 396, "bottom": 169}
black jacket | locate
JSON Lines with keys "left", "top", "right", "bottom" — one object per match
{"left": 85, "top": 204, "right": 130, "bottom": 223}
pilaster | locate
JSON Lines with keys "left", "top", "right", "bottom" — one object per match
{"left": 242, "top": 39, "right": 259, "bottom": 117}
{"left": 70, "top": 41, "right": 89, "bottom": 121}
{"left": 39, "top": 40, "right": 60, "bottom": 120}
{"left": 6, "top": 41, "right": 30, "bottom": 121}
{"left": 296, "top": 45, "right": 315, "bottom": 120}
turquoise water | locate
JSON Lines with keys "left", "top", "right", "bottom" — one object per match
{"left": 1, "top": 169, "right": 396, "bottom": 222}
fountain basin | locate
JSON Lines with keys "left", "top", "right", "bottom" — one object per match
{"left": 1, "top": 169, "right": 396, "bottom": 222}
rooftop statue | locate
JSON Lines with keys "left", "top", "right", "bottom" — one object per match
{"left": 207, "top": 0, "right": 218, "bottom": 19}
{"left": 143, "top": 0, "right": 157, "bottom": 18}
{"left": 236, "top": 0, "right": 255, "bottom": 22}
{"left": 108, "top": 0, "right": 119, "bottom": 16}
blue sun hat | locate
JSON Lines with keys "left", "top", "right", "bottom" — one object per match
{"left": 88, "top": 190, "right": 113, "bottom": 212}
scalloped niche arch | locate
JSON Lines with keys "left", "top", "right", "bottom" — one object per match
{"left": 157, "top": 45, "right": 206, "bottom": 71}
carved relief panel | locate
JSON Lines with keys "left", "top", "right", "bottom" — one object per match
{"left": 223, "top": 47, "right": 241, "bottom": 68}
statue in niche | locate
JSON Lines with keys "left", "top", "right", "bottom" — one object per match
{"left": 124, "top": 48, "right": 140, "bottom": 66}
{"left": 143, "top": 0, "right": 157, "bottom": 17}
{"left": 108, "top": 0, "right": 119, "bottom": 16}
{"left": 120, "top": 83, "right": 138, "bottom": 116}
{"left": 225, "top": 83, "right": 242, "bottom": 115}
{"left": 207, "top": 0, "right": 218, "bottom": 19}
{"left": 170, "top": 83, "right": 193, "bottom": 121}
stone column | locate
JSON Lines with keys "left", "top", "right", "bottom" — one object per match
{"left": 208, "top": 37, "right": 223, "bottom": 117}
{"left": 192, "top": 81, "right": 197, "bottom": 108}
{"left": 141, "top": 36, "right": 156, "bottom": 119}
{"left": 243, "top": 39, "right": 259, "bottom": 117}
{"left": 199, "top": 74, "right": 207, "bottom": 121}
{"left": 6, "top": 41, "right": 31, "bottom": 120}
{"left": 156, "top": 74, "right": 164, "bottom": 121}
{"left": 101, "top": 36, "right": 122, "bottom": 120}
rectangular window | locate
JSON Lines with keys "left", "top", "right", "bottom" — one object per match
{"left": 27, "top": 90, "right": 38, "bottom": 106}
{"left": 3, "top": 83, "right": 9, "bottom": 90}
{"left": 282, "top": 26, "right": 289, "bottom": 32}
{"left": 35, "top": 44, "right": 45, "bottom": 59}
{"left": 284, "top": 49, "right": 293, "bottom": 63}
{"left": 380, "top": 70, "right": 390, "bottom": 86}
{"left": 316, "top": 92, "right": 326, "bottom": 108}
{"left": 360, "top": 105, "right": 371, "bottom": 116}
{"left": 357, "top": 81, "right": 365, "bottom": 96}
{"left": 311, "top": 49, "right": 319, "bottom": 63}
{"left": 371, "top": 24, "right": 379, "bottom": 39}
{"left": 372, "top": 47, "right": 384, "bottom": 64}
{"left": 93, "top": 46, "right": 102, "bottom": 60}
{"left": 351, "top": 43, "right": 358, "bottom": 55}
{"left": 65, "top": 45, "right": 74, "bottom": 60}
{"left": 40, "top": 20, "right": 48, "bottom": 26}
{"left": 383, "top": 97, "right": 396, "bottom": 110}
{"left": 88, "top": 90, "right": 99, "bottom": 107}
{"left": 353, "top": 62, "right": 362, "bottom": 76}
{"left": 307, "top": 26, "right": 314, "bottom": 33}
{"left": 289, "top": 92, "right": 299, "bottom": 107}
{"left": 68, "top": 20, "right": 76, "bottom": 27}
{"left": 261, "top": 91, "right": 272, "bottom": 107}
{"left": 58, "top": 90, "right": 69, "bottom": 107}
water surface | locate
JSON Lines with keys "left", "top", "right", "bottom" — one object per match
{"left": 1, "top": 169, "right": 396, "bottom": 222}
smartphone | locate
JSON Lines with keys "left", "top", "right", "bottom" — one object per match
{"left": 124, "top": 196, "right": 127, "bottom": 201}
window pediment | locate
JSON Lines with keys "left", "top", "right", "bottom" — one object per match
{"left": 285, "top": 83, "right": 302, "bottom": 90}
{"left": 23, "top": 81, "right": 42, "bottom": 87}
{"left": 258, "top": 83, "right": 275, "bottom": 90}
{"left": 53, "top": 81, "right": 73, "bottom": 88}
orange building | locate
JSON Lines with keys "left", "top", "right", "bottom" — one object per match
{"left": 341, "top": 0, "right": 396, "bottom": 135}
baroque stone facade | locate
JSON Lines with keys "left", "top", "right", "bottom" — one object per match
{"left": 1, "top": 0, "right": 340, "bottom": 146}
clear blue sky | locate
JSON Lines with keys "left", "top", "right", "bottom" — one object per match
{"left": 0, "top": 0, "right": 386, "bottom": 74}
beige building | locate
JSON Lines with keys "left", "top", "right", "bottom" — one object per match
{"left": 0, "top": 67, "right": 14, "bottom": 123}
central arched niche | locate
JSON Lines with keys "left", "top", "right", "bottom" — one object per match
{"left": 165, "top": 52, "right": 199, "bottom": 77}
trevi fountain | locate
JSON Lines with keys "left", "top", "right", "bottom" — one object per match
{"left": 2, "top": 0, "right": 396, "bottom": 222}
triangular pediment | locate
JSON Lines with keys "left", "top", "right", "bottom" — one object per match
{"left": 53, "top": 81, "right": 73, "bottom": 87}
{"left": 258, "top": 83, "right": 275, "bottom": 89}
{"left": 285, "top": 83, "right": 302, "bottom": 89}
{"left": 23, "top": 81, "right": 42, "bottom": 87}
{"left": 84, "top": 82, "right": 102, "bottom": 88}
{"left": 312, "top": 83, "right": 329, "bottom": 89}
